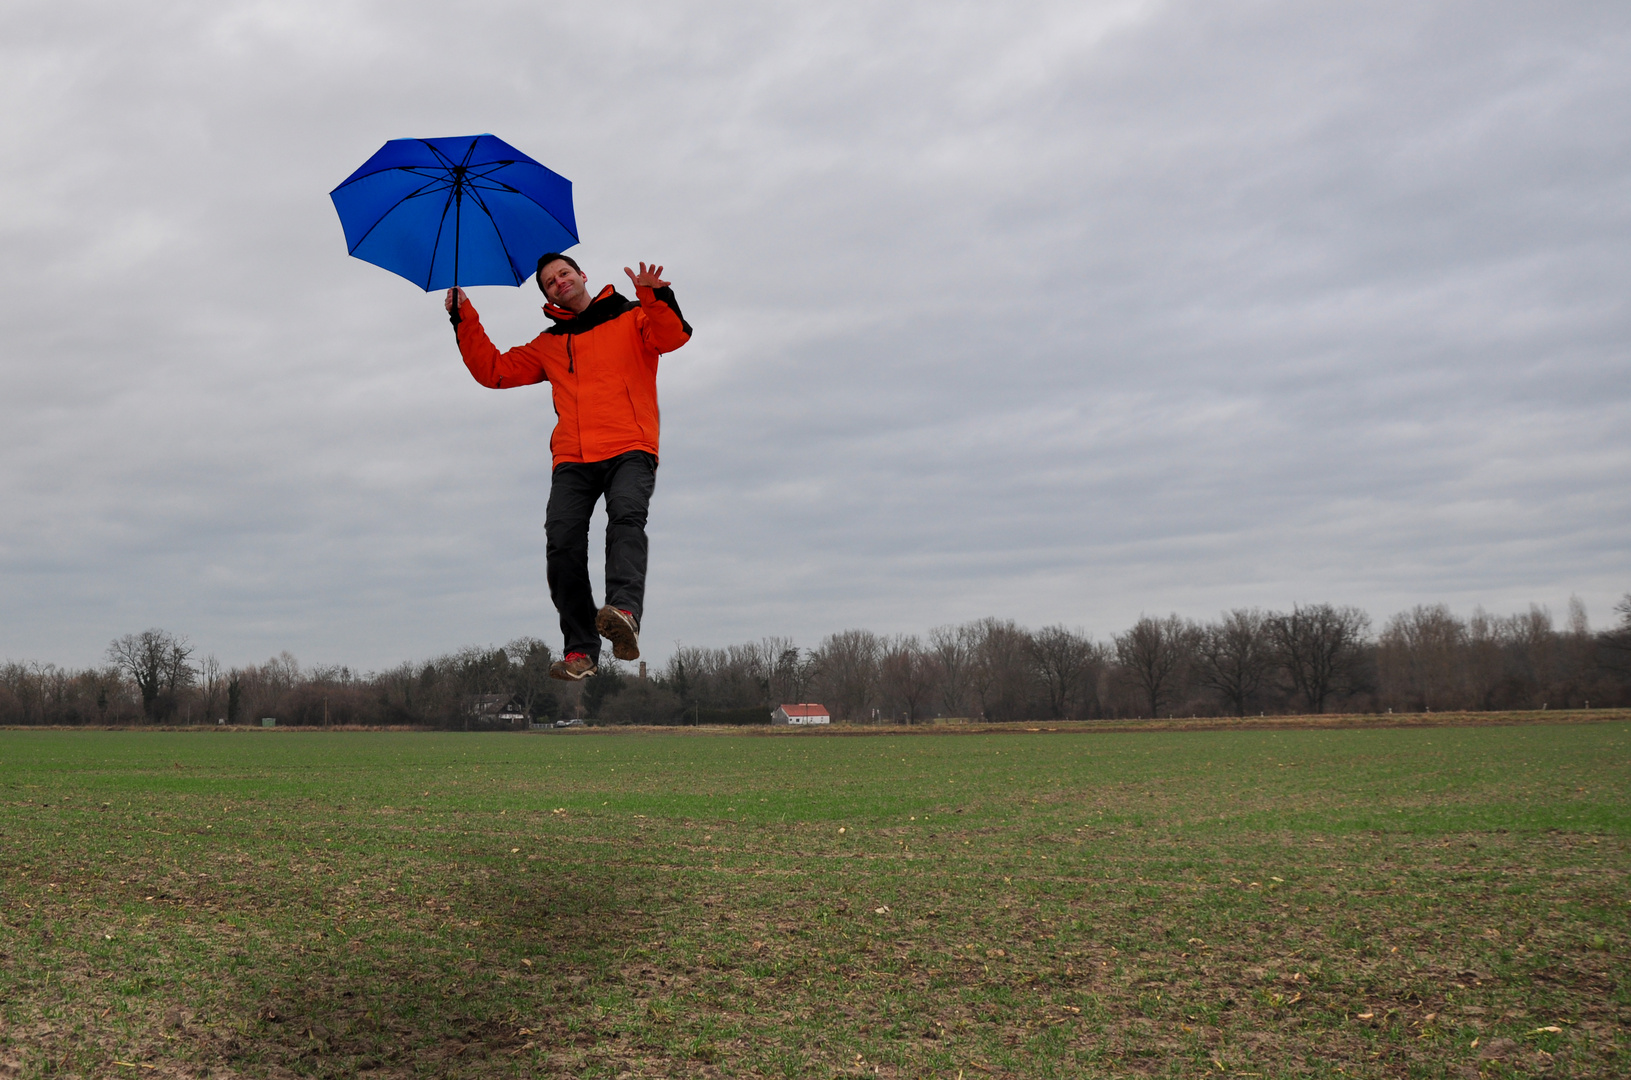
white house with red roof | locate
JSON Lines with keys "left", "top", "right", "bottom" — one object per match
{"left": 771, "top": 703, "right": 831, "bottom": 725}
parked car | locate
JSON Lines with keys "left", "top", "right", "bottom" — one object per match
{"left": 555, "top": 718, "right": 585, "bottom": 728}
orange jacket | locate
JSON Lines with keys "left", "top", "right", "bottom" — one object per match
{"left": 453, "top": 284, "right": 692, "bottom": 466}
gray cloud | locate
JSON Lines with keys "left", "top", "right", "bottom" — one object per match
{"left": 2, "top": 0, "right": 1627, "bottom": 669}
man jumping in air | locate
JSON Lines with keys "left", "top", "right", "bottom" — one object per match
{"left": 445, "top": 254, "right": 691, "bottom": 681}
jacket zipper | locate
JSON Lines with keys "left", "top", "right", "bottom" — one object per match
{"left": 567, "top": 336, "right": 575, "bottom": 374}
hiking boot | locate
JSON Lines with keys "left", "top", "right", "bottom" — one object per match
{"left": 596, "top": 606, "right": 641, "bottom": 661}
{"left": 549, "top": 652, "right": 597, "bottom": 681}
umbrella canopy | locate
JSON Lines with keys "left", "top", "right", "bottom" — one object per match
{"left": 330, "top": 134, "right": 577, "bottom": 291}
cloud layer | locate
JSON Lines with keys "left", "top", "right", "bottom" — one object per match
{"left": 2, "top": 0, "right": 1628, "bottom": 669}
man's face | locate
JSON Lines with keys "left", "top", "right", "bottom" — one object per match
{"left": 539, "top": 260, "right": 590, "bottom": 310}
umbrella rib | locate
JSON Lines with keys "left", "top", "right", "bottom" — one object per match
{"left": 397, "top": 168, "right": 457, "bottom": 184}
{"left": 457, "top": 160, "right": 580, "bottom": 246}
{"left": 474, "top": 160, "right": 578, "bottom": 243}
{"left": 492, "top": 187, "right": 581, "bottom": 247}
{"left": 422, "top": 187, "right": 457, "bottom": 291}
{"left": 465, "top": 175, "right": 523, "bottom": 195}
{"left": 394, "top": 165, "right": 502, "bottom": 191}
{"left": 344, "top": 175, "right": 451, "bottom": 255}
{"left": 462, "top": 185, "right": 524, "bottom": 285}
{"left": 332, "top": 142, "right": 459, "bottom": 190}
{"left": 333, "top": 136, "right": 533, "bottom": 190}
{"left": 381, "top": 163, "right": 541, "bottom": 203}
{"left": 461, "top": 161, "right": 514, "bottom": 181}
{"left": 417, "top": 139, "right": 461, "bottom": 171}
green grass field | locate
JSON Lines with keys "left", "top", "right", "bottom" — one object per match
{"left": 1, "top": 720, "right": 1627, "bottom": 1078}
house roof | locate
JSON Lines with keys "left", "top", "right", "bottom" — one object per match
{"left": 778, "top": 703, "right": 830, "bottom": 716}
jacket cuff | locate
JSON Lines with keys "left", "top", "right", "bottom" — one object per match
{"left": 641, "top": 284, "right": 686, "bottom": 315}
{"left": 644, "top": 285, "right": 690, "bottom": 336}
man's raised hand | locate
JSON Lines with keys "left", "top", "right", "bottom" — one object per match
{"left": 624, "top": 262, "right": 670, "bottom": 290}
{"left": 444, "top": 287, "right": 467, "bottom": 313}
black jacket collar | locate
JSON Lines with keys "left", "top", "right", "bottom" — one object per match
{"left": 543, "top": 286, "right": 636, "bottom": 335}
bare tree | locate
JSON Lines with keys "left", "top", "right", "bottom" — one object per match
{"left": 91, "top": 665, "right": 126, "bottom": 723}
{"left": 1508, "top": 605, "right": 1557, "bottom": 705}
{"left": 660, "top": 641, "right": 789, "bottom": 710}
{"left": 720, "top": 640, "right": 773, "bottom": 706}
{"left": 1601, "top": 594, "right": 1631, "bottom": 676}
{"left": 764, "top": 637, "right": 809, "bottom": 705}
{"left": 663, "top": 646, "right": 702, "bottom": 708}
{"left": 809, "top": 629, "right": 883, "bottom": 721}
{"left": 1267, "top": 604, "right": 1371, "bottom": 714}
{"left": 601, "top": 679, "right": 683, "bottom": 724}
{"left": 1378, "top": 604, "right": 1468, "bottom": 711}
{"left": 106, "top": 629, "right": 195, "bottom": 722}
{"left": 1194, "top": 609, "right": 1273, "bottom": 717}
{"left": 1549, "top": 596, "right": 1606, "bottom": 709}
{"left": 1114, "top": 615, "right": 1196, "bottom": 718}
{"left": 879, "top": 635, "right": 938, "bottom": 722}
{"left": 198, "top": 654, "right": 225, "bottom": 723}
{"left": 1465, "top": 607, "right": 1510, "bottom": 709}
{"left": 506, "top": 637, "right": 557, "bottom": 721}
{"left": 967, "top": 618, "right": 1033, "bottom": 721}
{"left": 1026, "top": 625, "right": 1101, "bottom": 719}
{"left": 927, "top": 623, "right": 975, "bottom": 718}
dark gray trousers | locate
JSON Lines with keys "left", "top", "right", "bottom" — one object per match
{"left": 544, "top": 450, "right": 656, "bottom": 661}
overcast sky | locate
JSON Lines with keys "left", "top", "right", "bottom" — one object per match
{"left": 2, "top": 0, "right": 1628, "bottom": 672}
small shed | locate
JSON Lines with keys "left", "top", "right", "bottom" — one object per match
{"left": 772, "top": 703, "right": 831, "bottom": 726}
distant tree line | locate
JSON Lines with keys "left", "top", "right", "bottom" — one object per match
{"left": 2, "top": 596, "right": 1629, "bottom": 728}
{"left": 0, "top": 633, "right": 559, "bottom": 729}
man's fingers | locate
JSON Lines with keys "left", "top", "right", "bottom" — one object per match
{"left": 623, "top": 262, "right": 669, "bottom": 288}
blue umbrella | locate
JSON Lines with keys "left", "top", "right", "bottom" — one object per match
{"left": 330, "top": 133, "right": 577, "bottom": 291}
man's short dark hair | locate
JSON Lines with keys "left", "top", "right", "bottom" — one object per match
{"left": 535, "top": 252, "right": 582, "bottom": 291}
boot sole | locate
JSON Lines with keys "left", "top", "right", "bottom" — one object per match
{"left": 549, "top": 665, "right": 596, "bottom": 681}
{"left": 596, "top": 607, "right": 641, "bottom": 661}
